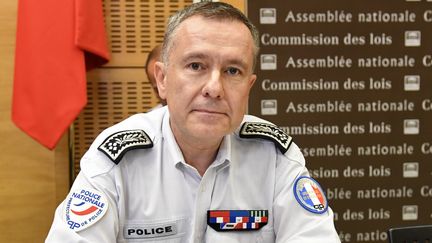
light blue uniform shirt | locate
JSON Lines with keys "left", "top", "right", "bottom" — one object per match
{"left": 46, "top": 106, "right": 340, "bottom": 243}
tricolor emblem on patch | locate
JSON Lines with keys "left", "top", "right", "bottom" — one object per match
{"left": 63, "top": 187, "right": 109, "bottom": 232}
{"left": 294, "top": 176, "right": 328, "bottom": 214}
{"left": 207, "top": 210, "right": 268, "bottom": 231}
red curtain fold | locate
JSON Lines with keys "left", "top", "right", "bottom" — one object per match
{"left": 12, "top": 0, "right": 110, "bottom": 149}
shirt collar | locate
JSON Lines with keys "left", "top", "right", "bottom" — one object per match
{"left": 212, "top": 134, "right": 231, "bottom": 169}
{"left": 162, "top": 110, "right": 185, "bottom": 166}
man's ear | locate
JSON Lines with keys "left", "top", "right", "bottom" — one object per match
{"left": 249, "top": 74, "right": 257, "bottom": 88}
{"left": 154, "top": 61, "right": 167, "bottom": 99}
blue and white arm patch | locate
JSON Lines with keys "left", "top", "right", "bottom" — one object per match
{"left": 293, "top": 176, "right": 328, "bottom": 214}
{"left": 62, "top": 187, "right": 109, "bottom": 232}
{"left": 239, "top": 122, "right": 293, "bottom": 154}
{"left": 98, "top": 129, "right": 153, "bottom": 164}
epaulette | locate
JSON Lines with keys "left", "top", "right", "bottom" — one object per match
{"left": 239, "top": 122, "right": 293, "bottom": 154}
{"left": 98, "top": 129, "right": 153, "bottom": 164}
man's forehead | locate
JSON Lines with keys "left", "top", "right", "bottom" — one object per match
{"left": 174, "top": 17, "right": 252, "bottom": 48}
{"left": 176, "top": 15, "right": 247, "bottom": 35}
{"left": 168, "top": 15, "right": 254, "bottom": 68}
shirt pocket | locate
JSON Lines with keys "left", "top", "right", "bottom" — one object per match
{"left": 256, "top": 226, "right": 275, "bottom": 243}
{"left": 119, "top": 217, "right": 189, "bottom": 243}
{"left": 205, "top": 225, "right": 274, "bottom": 243}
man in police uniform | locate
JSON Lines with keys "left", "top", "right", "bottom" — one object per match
{"left": 46, "top": 2, "right": 341, "bottom": 242}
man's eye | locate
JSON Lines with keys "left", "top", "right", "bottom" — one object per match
{"left": 227, "top": 67, "right": 240, "bottom": 75}
{"left": 189, "top": 62, "right": 201, "bottom": 70}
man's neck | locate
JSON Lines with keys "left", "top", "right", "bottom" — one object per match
{"left": 174, "top": 134, "right": 222, "bottom": 176}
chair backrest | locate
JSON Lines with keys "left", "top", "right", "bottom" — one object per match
{"left": 388, "top": 225, "right": 432, "bottom": 243}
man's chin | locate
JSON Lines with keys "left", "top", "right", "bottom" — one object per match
{"left": 190, "top": 123, "right": 229, "bottom": 139}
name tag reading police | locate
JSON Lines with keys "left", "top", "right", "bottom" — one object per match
{"left": 62, "top": 187, "right": 109, "bottom": 232}
{"left": 124, "top": 223, "right": 177, "bottom": 239}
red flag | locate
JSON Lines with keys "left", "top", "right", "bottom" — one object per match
{"left": 12, "top": 0, "right": 110, "bottom": 149}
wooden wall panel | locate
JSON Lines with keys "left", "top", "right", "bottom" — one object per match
{"left": 104, "top": 0, "right": 193, "bottom": 67}
{"left": 72, "top": 68, "right": 158, "bottom": 176}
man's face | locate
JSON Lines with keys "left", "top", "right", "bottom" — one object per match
{"left": 155, "top": 16, "right": 256, "bottom": 143}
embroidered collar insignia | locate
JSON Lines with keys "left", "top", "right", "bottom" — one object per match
{"left": 239, "top": 122, "right": 292, "bottom": 154}
{"left": 98, "top": 129, "right": 153, "bottom": 164}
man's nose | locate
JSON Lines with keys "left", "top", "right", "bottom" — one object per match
{"left": 202, "top": 70, "right": 224, "bottom": 99}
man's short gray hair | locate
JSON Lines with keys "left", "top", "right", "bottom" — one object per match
{"left": 161, "top": 2, "right": 260, "bottom": 71}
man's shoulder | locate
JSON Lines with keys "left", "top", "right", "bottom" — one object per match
{"left": 97, "top": 108, "right": 165, "bottom": 152}
{"left": 80, "top": 107, "right": 167, "bottom": 177}
{"left": 236, "top": 115, "right": 305, "bottom": 167}
{"left": 103, "top": 106, "right": 166, "bottom": 137}
{"left": 235, "top": 115, "right": 293, "bottom": 154}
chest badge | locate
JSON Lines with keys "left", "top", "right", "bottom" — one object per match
{"left": 63, "top": 187, "right": 109, "bottom": 232}
{"left": 207, "top": 210, "right": 268, "bottom": 231}
{"left": 294, "top": 176, "right": 328, "bottom": 214}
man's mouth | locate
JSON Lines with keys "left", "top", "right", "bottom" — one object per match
{"left": 192, "top": 109, "right": 226, "bottom": 116}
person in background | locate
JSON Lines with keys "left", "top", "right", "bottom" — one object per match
{"left": 45, "top": 2, "right": 340, "bottom": 242}
{"left": 145, "top": 44, "right": 166, "bottom": 107}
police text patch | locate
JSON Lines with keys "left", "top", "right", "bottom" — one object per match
{"left": 124, "top": 223, "right": 177, "bottom": 239}
{"left": 98, "top": 129, "right": 153, "bottom": 164}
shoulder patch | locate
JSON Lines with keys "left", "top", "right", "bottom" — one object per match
{"left": 63, "top": 187, "right": 109, "bottom": 232}
{"left": 98, "top": 129, "right": 153, "bottom": 164}
{"left": 293, "top": 176, "right": 328, "bottom": 214}
{"left": 239, "top": 122, "right": 293, "bottom": 154}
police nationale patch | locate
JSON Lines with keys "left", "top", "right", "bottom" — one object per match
{"left": 239, "top": 122, "right": 292, "bottom": 154}
{"left": 294, "top": 176, "right": 328, "bottom": 214}
{"left": 63, "top": 188, "right": 109, "bottom": 232}
{"left": 98, "top": 129, "right": 153, "bottom": 164}
{"left": 207, "top": 210, "right": 268, "bottom": 231}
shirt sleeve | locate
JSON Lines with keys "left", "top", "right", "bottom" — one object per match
{"left": 273, "top": 143, "right": 341, "bottom": 243}
{"left": 45, "top": 172, "right": 119, "bottom": 243}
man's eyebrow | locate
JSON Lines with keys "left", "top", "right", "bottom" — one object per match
{"left": 226, "top": 58, "right": 248, "bottom": 70}
{"left": 182, "top": 52, "right": 209, "bottom": 62}
{"left": 181, "top": 53, "right": 250, "bottom": 70}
